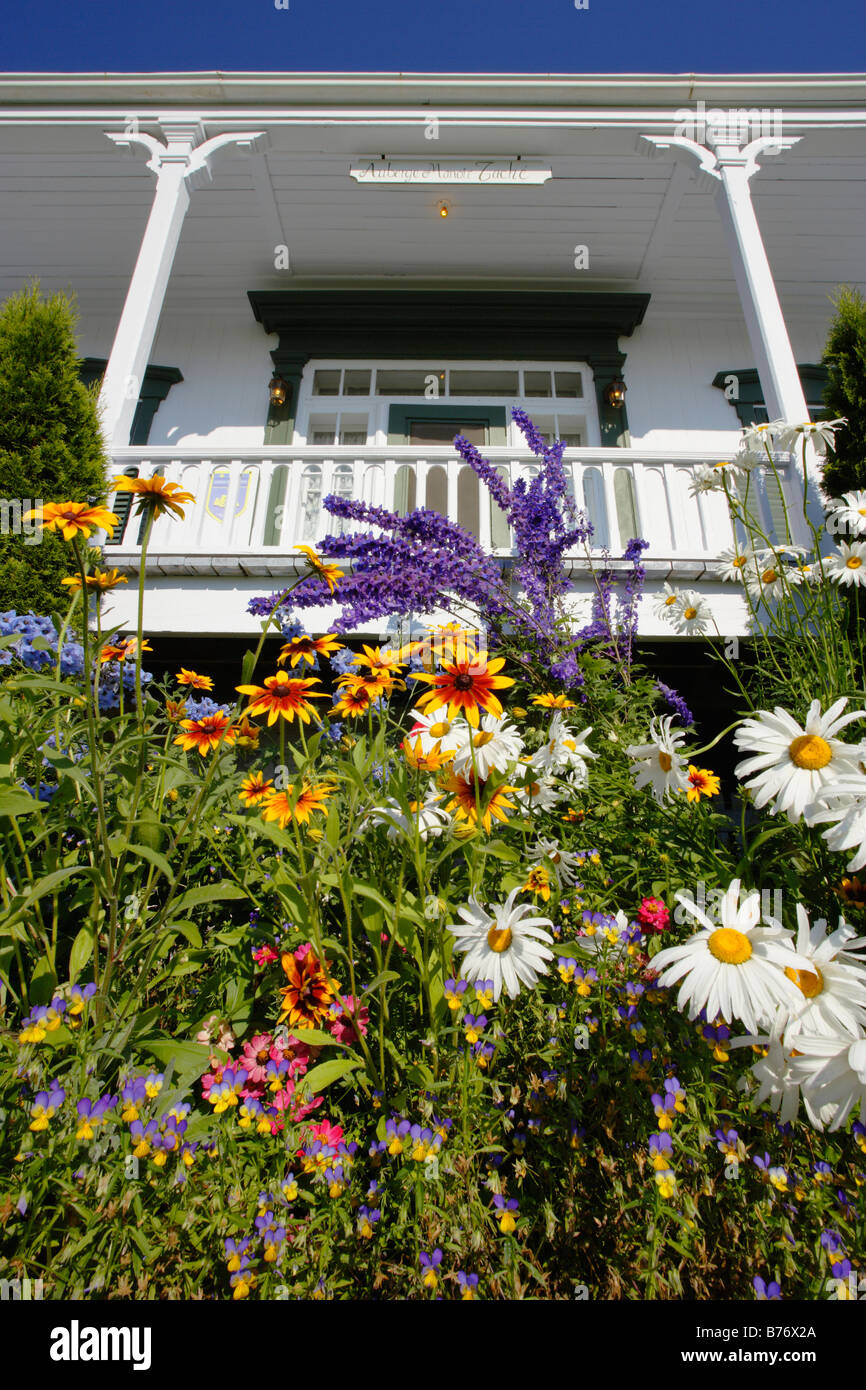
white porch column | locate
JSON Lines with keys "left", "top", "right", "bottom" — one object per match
{"left": 99, "top": 121, "right": 266, "bottom": 448}
{"left": 640, "top": 131, "right": 810, "bottom": 425}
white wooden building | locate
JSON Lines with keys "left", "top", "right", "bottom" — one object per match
{"left": 1, "top": 71, "right": 865, "bottom": 642}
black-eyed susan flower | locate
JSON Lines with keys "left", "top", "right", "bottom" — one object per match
{"left": 164, "top": 697, "right": 188, "bottom": 723}
{"left": 278, "top": 948, "right": 340, "bottom": 1029}
{"left": 522, "top": 865, "right": 552, "bottom": 901}
{"left": 686, "top": 765, "right": 721, "bottom": 802}
{"left": 260, "top": 781, "right": 332, "bottom": 828}
{"left": 61, "top": 567, "right": 127, "bottom": 592}
{"left": 531, "top": 692, "right": 576, "bottom": 710}
{"left": 174, "top": 712, "right": 236, "bottom": 756}
{"left": 111, "top": 474, "right": 195, "bottom": 520}
{"left": 351, "top": 643, "right": 405, "bottom": 677}
{"left": 331, "top": 684, "right": 374, "bottom": 719}
{"left": 278, "top": 632, "right": 344, "bottom": 668}
{"left": 238, "top": 771, "right": 274, "bottom": 806}
{"left": 26, "top": 501, "right": 119, "bottom": 541}
{"left": 295, "top": 544, "right": 344, "bottom": 594}
{"left": 411, "top": 651, "right": 514, "bottom": 727}
{"left": 176, "top": 668, "right": 214, "bottom": 690}
{"left": 99, "top": 636, "right": 152, "bottom": 664}
{"left": 441, "top": 769, "right": 517, "bottom": 835}
{"left": 236, "top": 670, "right": 328, "bottom": 726}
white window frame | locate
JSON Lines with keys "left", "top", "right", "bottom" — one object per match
{"left": 293, "top": 359, "right": 601, "bottom": 448}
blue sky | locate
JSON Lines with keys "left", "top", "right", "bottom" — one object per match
{"left": 1, "top": 0, "right": 864, "bottom": 74}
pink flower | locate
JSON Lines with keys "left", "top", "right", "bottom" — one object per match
{"left": 240, "top": 1033, "right": 278, "bottom": 1086}
{"left": 636, "top": 897, "right": 670, "bottom": 934}
{"left": 329, "top": 995, "right": 369, "bottom": 1046}
{"left": 308, "top": 1117, "right": 343, "bottom": 1146}
{"left": 252, "top": 944, "right": 279, "bottom": 967}
{"left": 294, "top": 942, "right": 313, "bottom": 962}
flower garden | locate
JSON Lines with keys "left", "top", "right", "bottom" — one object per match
{"left": 1, "top": 409, "right": 865, "bottom": 1304}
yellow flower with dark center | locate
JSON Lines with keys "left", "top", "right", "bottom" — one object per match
{"left": 331, "top": 684, "right": 374, "bottom": 719}
{"left": 260, "top": 781, "right": 332, "bottom": 828}
{"left": 441, "top": 770, "right": 517, "bottom": 834}
{"left": 278, "top": 949, "right": 340, "bottom": 1029}
{"left": 174, "top": 712, "right": 236, "bottom": 756}
{"left": 234, "top": 714, "right": 261, "bottom": 750}
{"left": 111, "top": 475, "right": 195, "bottom": 520}
{"left": 351, "top": 643, "right": 406, "bottom": 677}
{"left": 411, "top": 652, "right": 514, "bottom": 728}
{"left": 99, "top": 637, "right": 152, "bottom": 664}
{"left": 295, "top": 544, "right": 344, "bottom": 594}
{"left": 164, "top": 697, "right": 188, "bottom": 723}
{"left": 339, "top": 671, "right": 399, "bottom": 701}
{"left": 278, "top": 633, "right": 344, "bottom": 668}
{"left": 236, "top": 670, "right": 328, "bottom": 726}
{"left": 402, "top": 734, "right": 454, "bottom": 772}
{"left": 61, "top": 567, "right": 127, "bottom": 592}
{"left": 26, "top": 501, "right": 119, "bottom": 541}
{"left": 836, "top": 875, "right": 866, "bottom": 909}
{"left": 176, "top": 669, "right": 214, "bottom": 690}
{"left": 686, "top": 765, "right": 721, "bottom": 802}
{"left": 531, "top": 693, "right": 576, "bottom": 709}
{"left": 522, "top": 865, "right": 552, "bottom": 901}
{"left": 239, "top": 771, "right": 274, "bottom": 806}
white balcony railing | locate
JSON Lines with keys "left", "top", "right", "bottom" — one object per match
{"left": 105, "top": 445, "right": 797, "bottom": 576}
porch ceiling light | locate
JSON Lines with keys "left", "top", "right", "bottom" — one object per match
{"left": 269, "top": 375, "right": 289, "bottom": 408}
{"left": 605, "top": 377, "right": 627, "bottom": 409}
{"left": 436, "top": 200, "right": 451, "bottom": 218}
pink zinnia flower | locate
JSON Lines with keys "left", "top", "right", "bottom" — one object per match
{"left": 329, "top": 995, "right": 369, "bottom": 1046}
{"left": 252, "top": 944, "right": 279, "bottom": 967}
{"left": 240, "top": 1033, "right": 277, "bottom": 1086}
{"left": 636, "top": 897, "right": 670, "bottom": 934}
{"left": 307, "top": 1117, "right": 343, "bottom": 1147}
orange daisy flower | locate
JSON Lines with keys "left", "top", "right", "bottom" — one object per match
{"left": 338, "top": 670, "right": 400, "bottom": 700}
{"left": 234, "top": 715, "right": 261, "bottom": 751}
{"left": 278, "top": 633, "right": 344, "bottom": 669}
{"left": 239, "top": 771, "right": 274, "bottom": 806}
{"left": 278, "top": 949, "right": 340, "bottom": 1029}
{"left": 440, "top": 770, "right": 517, "bottom": 834}
{"left": 411, "top": 652, "right": 514, "bottom": 728}
{"left": 351, "top": 644, "right": 405, "bottom": 677}
{"left": 236, "top": 670, "right": 328, "bottom": 726}
{"left": 174, "top": 712, "right": 236, "bottom": 756}
{"left": 260, "top": 781, "right": 332, "bottom": 829}
{"left": 61, "top": 567, "right": 127, "bottom": 592}
{"left": 111, "top": 475, "right": 195, "bottom": 521}
{"left": 402, "top": 734, "right": 455, "bottom": 772}
{"left": 164, "top": 697, "right": 188, "bottom": 723}
{"left": 26, "top": 501, "right": 119, "bottom": 541}
{"left": 686, "top": 766, "right": 721, "bottom": 803}
{"left": 522, "top": 865, "right": 552, "bottom": 901}
{"left": 331, "top": 685, "right": 374, "bottom": 719}
{"left": 531, "top": 693, "right": 577, "bottom": 710}
{"left": 295, "top": 545, "right": 344, "bottom": 594}
{"left": 99, "top": 637, "right": 153, "bottom": 664}
{"left": 176, "top": 668, "right": 214, "bottom": 690}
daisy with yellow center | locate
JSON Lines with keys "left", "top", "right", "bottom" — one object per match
{"left": 440, "top": 770, "right": 517, "bottom": 835}
{"left": 295, "top": 545, "right": 344, "bottom": 594}
{"left": 25, "top": 501, "right": 119, "bottom": 541}
{"left": 238, "top": 772, "right": 274, "bottom": 806}
{"left": 176, "top": 669, "right": 214, "bottom": 690}
{"left": 715, "top": 547, "right": 754, "bottom": 584}
{"left": 776, "top": 904, "right": 866, "bottom": 1040}
{"left": 824, "top": 541, "right": 866, "bottom": 588}
{"left": 650, "top": 879, "right": 814, "bottom": 1033}
{"left": 626, "top": 716, "right": 691, "bottom": 804}
{"left": 445, "top": 887, "right": 555, "bottom": 1002}
{"left": 278, "top": 633, "right": 344, "bottom": 668}
{"left": 111, "top": 475, "right": 196, "bottom": 520}
{"left": 338, "top": 670, "right": 400, "bottom": 701}
{"left": 530, "top": 693, "right": 576, "bottom": 710}
{"left": 686, "top": 766, "right": 721, "bottom": 802}
{"left": 351, "top": 643, "right": 406, "bottom": 677}
{"left": 411, "top": 652, "right": 514, "bottom": 728}
{"left": 260, "top": 781, "right": 333, "bottom": 828}
{"left": 174, "top": 712, "right": 237, "bottom": 756}
{"left": 402, "top": 735, "right": 454, "bottom": 772}
{"left": 61, "top": 567, "right": 127, "bottom": 593}
{"left": 236, "top": 670, "right": 328, "bottom": 726}
{"left": 331, "top": 684, "right": 374, "bottom": 719}
{"left": 733, "top": 698, "right": 866, "bottom": 824}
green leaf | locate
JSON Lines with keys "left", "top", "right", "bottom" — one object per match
{"left": 301, "top": 1056, "right": 363, "bottom": 1093}
{"left": 171, "top": 880, "right": 248, "bottom": 914}
{"left": 68, "top": 926, "right": 94, "bottom": 982}
{"left": 163, "top": 919, "right": 203, "bottom": 949}
{"left": 140, "top": 1039, "right": 213, "bottom": 1088}
{"left": 122, "top": 840, "right": 174, "bottom": 881}
{"left": 288, "top": 1026, "right": 342, "bottom": 1048}
{"left": 0, "top": 790, "right": 41, "bottom": 817}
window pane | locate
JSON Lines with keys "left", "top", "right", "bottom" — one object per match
{"left": 524, "top": 371, "right": 552, "bottom": 397}
{"left": 377, "top": 369, "right": 445, "bottom": 396}
{"left": 343, "top": 370, "right": 371, "bottom": 396}
{"left": 450, "top": 370, "right": 519, "bottom": 397}
{"left": 312, "top": 370, "right": 341, "bottom": 396}
{"left": 311, "top": 430, "right": 336, "bottom": 445}
{"left": 340, "top": 430, "right": 367, "bottom": 446}
{"left": 554, "top": 371, "right": 583, "bottom": 398}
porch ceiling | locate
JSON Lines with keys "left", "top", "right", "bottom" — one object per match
{"left": 1, "top": 115, "right": 864, "bottom": 319}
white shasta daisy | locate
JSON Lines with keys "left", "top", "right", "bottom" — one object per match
{"left": 774, "top": 418, "right": 847, "bottom": 455}
{"left": 445, "top": 887, "right": 555, "bottom": 1001}
{"left": 667, "top": 590, "right": 712, "bottom": 635}
{"left": 775, "top": 906, "right": 866, "bottom": 1039}
{"left": 808, "top": 775, "right": 866, "bottom": 872}
{"left": 626, "top": 715, "right": 691, "bottom": 804}
{"left": 786, "top": 1033, "right": 866, "bottom": 1132}
{"left": 715, "top": 545, "right": 755, "bottom": 584}
{"left": 529, "top": 714, "right": 596, "bottom": 779}
{"left": 650, "top": 879, "right": 812, "bottom": 1033}
{"left": 652, "top": 583, "right": 683, "bottom": 621}
{"left": 450, "top": 713, "right": 524, "bottom": 780}
{"left": 512, "top": 772, "right": 564, "bottom": 813}
{"left": 730, "top": 1022, "right": 838, "bottom": 1129}
{"left": 733, "top": 698, "right": 866, "bottom": 824}
{"left": 823, "top": 540, "right": 866, "bottom": 588}
{"left": 827, "top": 489, "right": 866, "bottom": 539}
{"left": 530, "top": 837, "right": 584, "bottom": 889}
{"left": 366, "top": 787, "right": 449, "bottom": 842}
{"left": 405, "top": 705, "right": 463, "bottom": 757}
